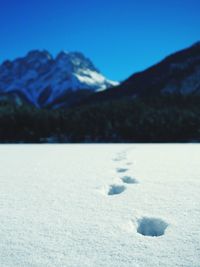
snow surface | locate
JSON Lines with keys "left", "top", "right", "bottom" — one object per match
{"left": 0, "top": 144, "right": 199, "bottom": 267}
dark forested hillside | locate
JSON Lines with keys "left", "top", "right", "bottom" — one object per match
{"left": 1, "top": 95, "right": 200, "bottom": 143}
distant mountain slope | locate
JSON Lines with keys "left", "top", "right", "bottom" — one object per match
{"left": 121, "top": 41, "right": 200, "bottom": 96}
{"left": 0, "top": 50, "right": 118, "bottom": 108}
{"left": 81, "top": 42, "right": 200, "bottom": 105}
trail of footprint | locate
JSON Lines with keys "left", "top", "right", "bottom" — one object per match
{"left": 100, "top": 149, "right": 135, "bottom": 198}
{"left": 136, "top": 217, "right": 168, "bottom": 237}
{"left": 116, "top": 168, "right": 129, "bottom": 173}
{"left": 121, "top": 176, "right": 138, "bottom": 184}
{"left": 113, "top": 157, "right": 123, "bottom": 162}
{"left": 107, "top": 184, "right": 126, "bottom": 196}
{"left": 111, "top": 149, "right": 169, "bottom": 239}
{"left": 113, "top": 150, "right": 128, "bottom": 162}
{"left": 113, "top": 155, "right": 126, "bottom": 162}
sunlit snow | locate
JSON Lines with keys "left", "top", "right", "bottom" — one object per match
{"left": 0, "top": 144, "right": 199, "bottom": 266}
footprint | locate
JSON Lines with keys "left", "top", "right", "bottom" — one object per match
{"left": 113, "top": 158, "right": 123, "bottom": 162}
{"left": 116, "top": 168, "right": 128, "bottom": 173}
{"left": 113, "top": 151, "right": 127, "bottom": 162}
{"left": 107, "top": 184, "right": 126, "bottom": 196}
{"left": 121, "top": 176, "right": 138, "bottom": 184}
{"left": 137, "top": 217, "right": 168, "bottom": 237}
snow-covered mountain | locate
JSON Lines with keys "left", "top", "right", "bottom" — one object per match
{"left": 0, "top": 50, "right": 119, "bottom": 107}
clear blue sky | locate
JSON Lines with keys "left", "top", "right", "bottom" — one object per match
{"left": 0, "top": 0, "right": 199, "bottom": 81}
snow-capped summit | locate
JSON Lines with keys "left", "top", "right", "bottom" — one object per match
{"left": 0, "top": 50, "right": 119, "bottom": 107}
{"left": 56, "top": 51, "right": 98, "bottom": 72}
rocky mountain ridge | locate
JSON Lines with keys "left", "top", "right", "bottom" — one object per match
{"left": 0, "top": 50, "right": 118, "bottom": 108}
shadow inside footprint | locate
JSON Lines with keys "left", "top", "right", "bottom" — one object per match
{"left": 116, "top": 168, "right": 128, "bottom": 173}
{"left": 121, "top": 176, "right": 138, "bottom": 184}
{"left": 137, "top": 217, "right": 168, "bottom": 237}
{"left": 108, "top": 184, "right": 126, "bottom": 195}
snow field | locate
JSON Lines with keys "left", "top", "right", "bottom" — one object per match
{"left": 0, "top": 144, "right": 199, "bottom": 267}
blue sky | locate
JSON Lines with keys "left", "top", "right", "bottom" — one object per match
{"left": 0, "top": 0, "right": 199, "bottom": 81}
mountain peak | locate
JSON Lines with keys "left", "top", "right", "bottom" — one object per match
{"left": 56, "top": 51, "right": 98, "bottom": 73}
{"left": 0, "top": 49, "right": 118, "bottom": 108}
{"left": 26, "top": 50, "right": 53, "bottom": 60}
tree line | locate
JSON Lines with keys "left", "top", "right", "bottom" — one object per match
{"left": 0, "top": 95, "right": 200, "bottom": 143}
